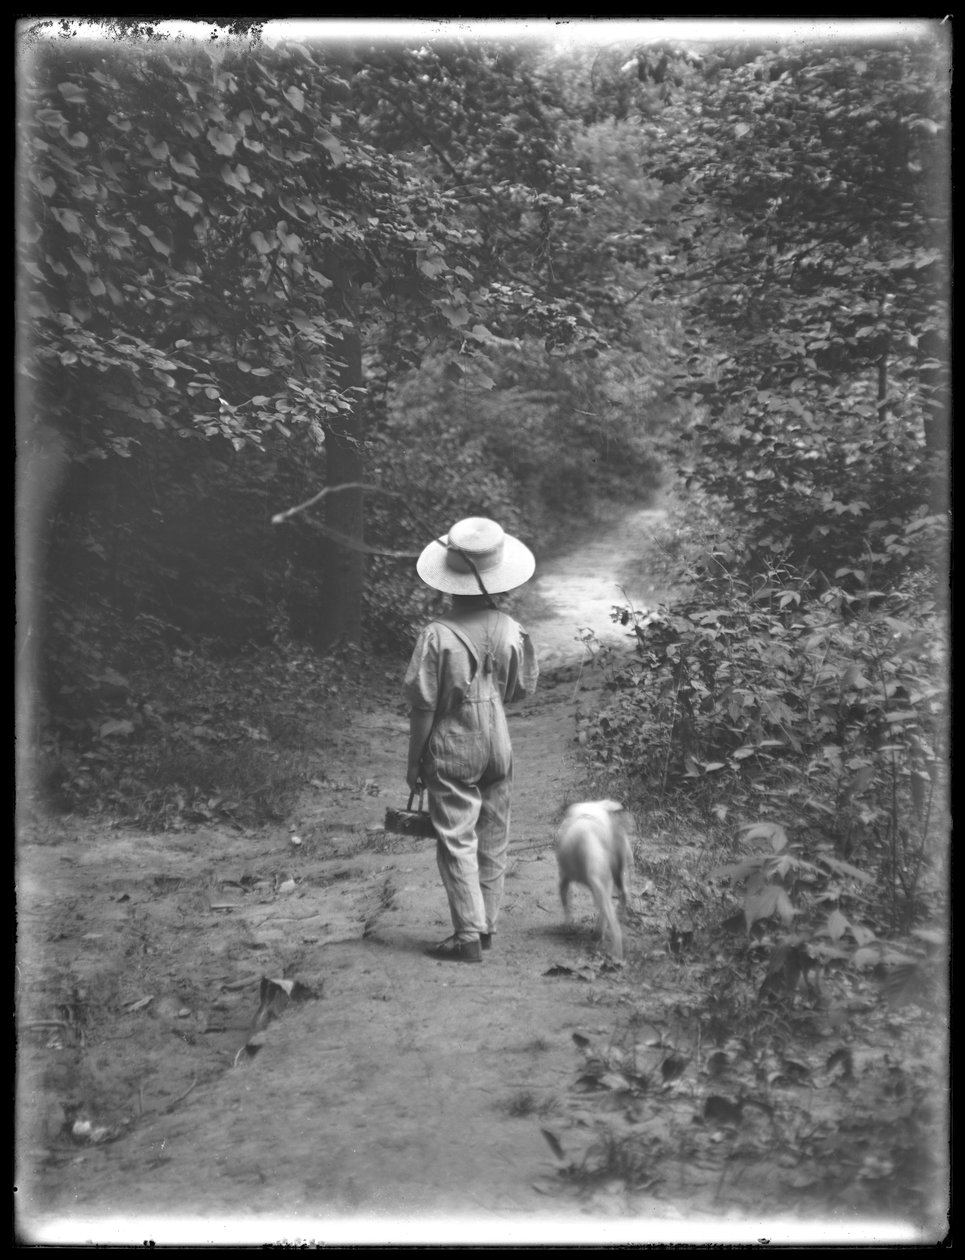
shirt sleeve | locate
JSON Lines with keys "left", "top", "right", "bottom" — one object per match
{"left": 403, "top": 628, "right": 439, "bottom": 712}
{"left": 516, "top": 628, "right": 539, "bottom": 699}
{"left": 502, "top": 619, "right": 539, "bottom": 704}
{"left": 403, "top": 624, "right": 476, "bottom": 714}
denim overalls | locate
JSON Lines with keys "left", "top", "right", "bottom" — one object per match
{"left": 404, "top": 611, "right": 538, "bottom": 941}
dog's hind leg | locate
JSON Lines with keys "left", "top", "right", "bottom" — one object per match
{"left": 617, "top": 860, "right": 633, "bottom": 917}
{"left": 590, "top": 880, "right": 623, "bottom": 961}
{"left": 559, "top": 874, "right": 572, "bottom": 922}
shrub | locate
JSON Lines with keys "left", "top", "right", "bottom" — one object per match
{"left": 584, "top": 542, "right": 947, "bottom": 929}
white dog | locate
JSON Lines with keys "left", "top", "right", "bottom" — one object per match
{"left": 555, "top": 800, "right": 634, "bottom": 960}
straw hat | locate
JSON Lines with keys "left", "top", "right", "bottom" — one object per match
{"left": 416, "top": 517, "right": 536, "bottom": 596}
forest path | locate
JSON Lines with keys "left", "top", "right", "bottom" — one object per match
{"left": 515, "top": 504, "right": 668, "bottom": 669}
{"left": 18, "top": 500, "right": 718, "bottom": 1248}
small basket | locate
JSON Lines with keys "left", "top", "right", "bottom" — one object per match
{"left": 384, "top": 790, "right": 437, "bottom": 839}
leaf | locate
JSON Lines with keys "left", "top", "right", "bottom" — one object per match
{"left": 742, "top": 822, "right": 788, "bottom": 852}
{"left": 52, "top": 207, "right": 83, "bottom": 235}
{"left": 58, "top": 82, "right": 87, "bottom": 103}
{"left": 660, "top": 1054, "right": 688, "bottom": 1081}
{"left": 221, "top": 164, "right": 246, "bottom": 194}
{"left": 775, "top": 888, "right": 796, "bottom": 926}
{"left": 704, "top": 1095, "right": 743, "bottom": 1125}
{"left": 817, "top": 855, "right": 874, "bottom": 884}
{"left": 417, "top": 256, "right": 447, "bottom": 279}
{"left": 318, "top": 129, "right": 345, "bottom": 166}
{"left": 540, "top": 1128, "right": 565, "bottom": 1162}
{"left": 911, "top": 928, "right": 946, "bottom": 947}
{"left": 284, "top": 85, "right": 305, "bottom": 112}
{"left": 744, "top": 884, "right": 780, "bottom": 931}
{"left": 171, "top": 152, "right": 199, "bottom": 176}
{"left": 99, "top": 719, "right": 135, "bottom": 739}
{"left": 848, "top": 766, "right": 875, "bottom": 795}
{"left": 710, "top": 858, "right": 763, "bottom": 884}
{"left": 826, "top": 1048, "right": 853, "bottom": 1077}
{"left": 840, "top": 664, "right": 871, "bottom": 690}
{"left": 827, "top": 908, "right": 849, "bottom": 941}
{"left": 174, "top": 192, "right": 202, "bottom": 217}
{"left": 207, "top": 127, "right": 238, "bottom": 156}
{"left": 849, "top": 922, "right": 875, "bottom": 947}
{"left": 124, "top": 995, "right": 154, "bottom": 1012}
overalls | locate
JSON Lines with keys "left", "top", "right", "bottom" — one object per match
{"left": 404, "top": 612, "right": 536, "bottom": 942}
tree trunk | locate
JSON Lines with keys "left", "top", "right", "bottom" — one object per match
{"left": 314, "top": 253, "right": 365, "bottom": 649}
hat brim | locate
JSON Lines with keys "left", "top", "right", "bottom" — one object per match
{"left": 416, "top": 533, "right": 536, "bottom": 595}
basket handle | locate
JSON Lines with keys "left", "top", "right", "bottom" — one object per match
{"left": 406, "top": 789, "right": 427, "bottom": 813}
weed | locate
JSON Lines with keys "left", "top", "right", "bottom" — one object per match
{"left": 32, "top": 641, "right": 361, "bottom": 829}
{"left": 501, "top": 1090, "right": 559, "bottom": 1119}
{"left": 562, "top": 1127, "right": 661, "bottom": 1194}
{"left": 521, "top": 1036, "right": 551, "bottom": 1053}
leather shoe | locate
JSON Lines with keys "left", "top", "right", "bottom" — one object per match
{"left": 424, "top": 937, "right": 482, "bottom": 963}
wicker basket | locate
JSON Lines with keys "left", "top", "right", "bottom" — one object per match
{"left": 384, "top": 790, "right": 437, "bottom": 839}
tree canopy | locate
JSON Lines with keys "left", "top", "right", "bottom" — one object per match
{"left": 17, "top": 21, "right": 950, "bottom": 762}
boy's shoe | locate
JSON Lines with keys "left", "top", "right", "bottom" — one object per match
{"left": 424, "top": 936, "right": 482, "bottom": 963}
{"left": 480, "top": 934, "right": 492, "bottom": 951}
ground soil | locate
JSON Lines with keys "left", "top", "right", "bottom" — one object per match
{"left": 15, "top": 506, "right": 947, "bottom": 1247}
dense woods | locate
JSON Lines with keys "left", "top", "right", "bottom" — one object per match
{"left": 16, "top": 23, "right": 950, "bottom": 1235}
{"left": 18, "top": 24, "right": 948, "bottom": 890}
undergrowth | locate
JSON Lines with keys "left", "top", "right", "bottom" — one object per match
{"left": 557, "top": 493, "right": 949, "bottom": 1229}
{"left": 27, "top": 636, "right": 394, "bottom": 831}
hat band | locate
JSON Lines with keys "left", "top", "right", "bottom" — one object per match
{"left": 444, "top": 539, "right": 504, "bottom": 576}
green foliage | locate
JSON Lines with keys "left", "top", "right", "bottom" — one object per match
{"left": 620, "top": 34, "right": 949, "bottom": 572}
{"left": 20, "top": 29, "right": 662, "bottom": 692}
{"left": 32, "top": 634, "right": 368, "bottom": 828}
{"left": 359, "top": 339, "right": 668, "bottom": 652}
{"left": 584, "top": 539, "right": 946, "bottom": 927}
{"left": 18, "top": 34, "right": 615, "bottom": 452}
{"left": 715, "top": 819, "right": 942, "bottom": 980}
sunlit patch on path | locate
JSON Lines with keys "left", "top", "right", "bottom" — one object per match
{"left": 517, "top": 507, "right": 667, "bottom": 670}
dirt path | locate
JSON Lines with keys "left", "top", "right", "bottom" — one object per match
{"left": 16, "top": 504, "right": 940, "bottom": 1246}
{"left": 515, "top": 505, "right": 669, "bottom": 668}
{"left": 16, "top": 505, "right": 672, "bottom": 1245}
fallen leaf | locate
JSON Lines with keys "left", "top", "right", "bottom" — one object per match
{"left": 661, "top": 1054, "right": 689, "bottom": 1081}
{"left": 704, "top": 1095, "right": 743, "bottom": 1125}
{"left": 540, "top": 1128, "right": 565, "bottom": 1161}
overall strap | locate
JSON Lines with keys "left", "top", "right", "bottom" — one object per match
{"left": 434, "top": 616, "right": 499, "bottom": 679}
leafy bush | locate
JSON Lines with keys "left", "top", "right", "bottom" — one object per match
{"left": 30, "top": 636, "right": 369, "bottom": 828}
{"left": 584, "top": 543, "right": 947, "bottom": 929}
{"left": 708, "top": 821, "right": 944, "bottom": 1002}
